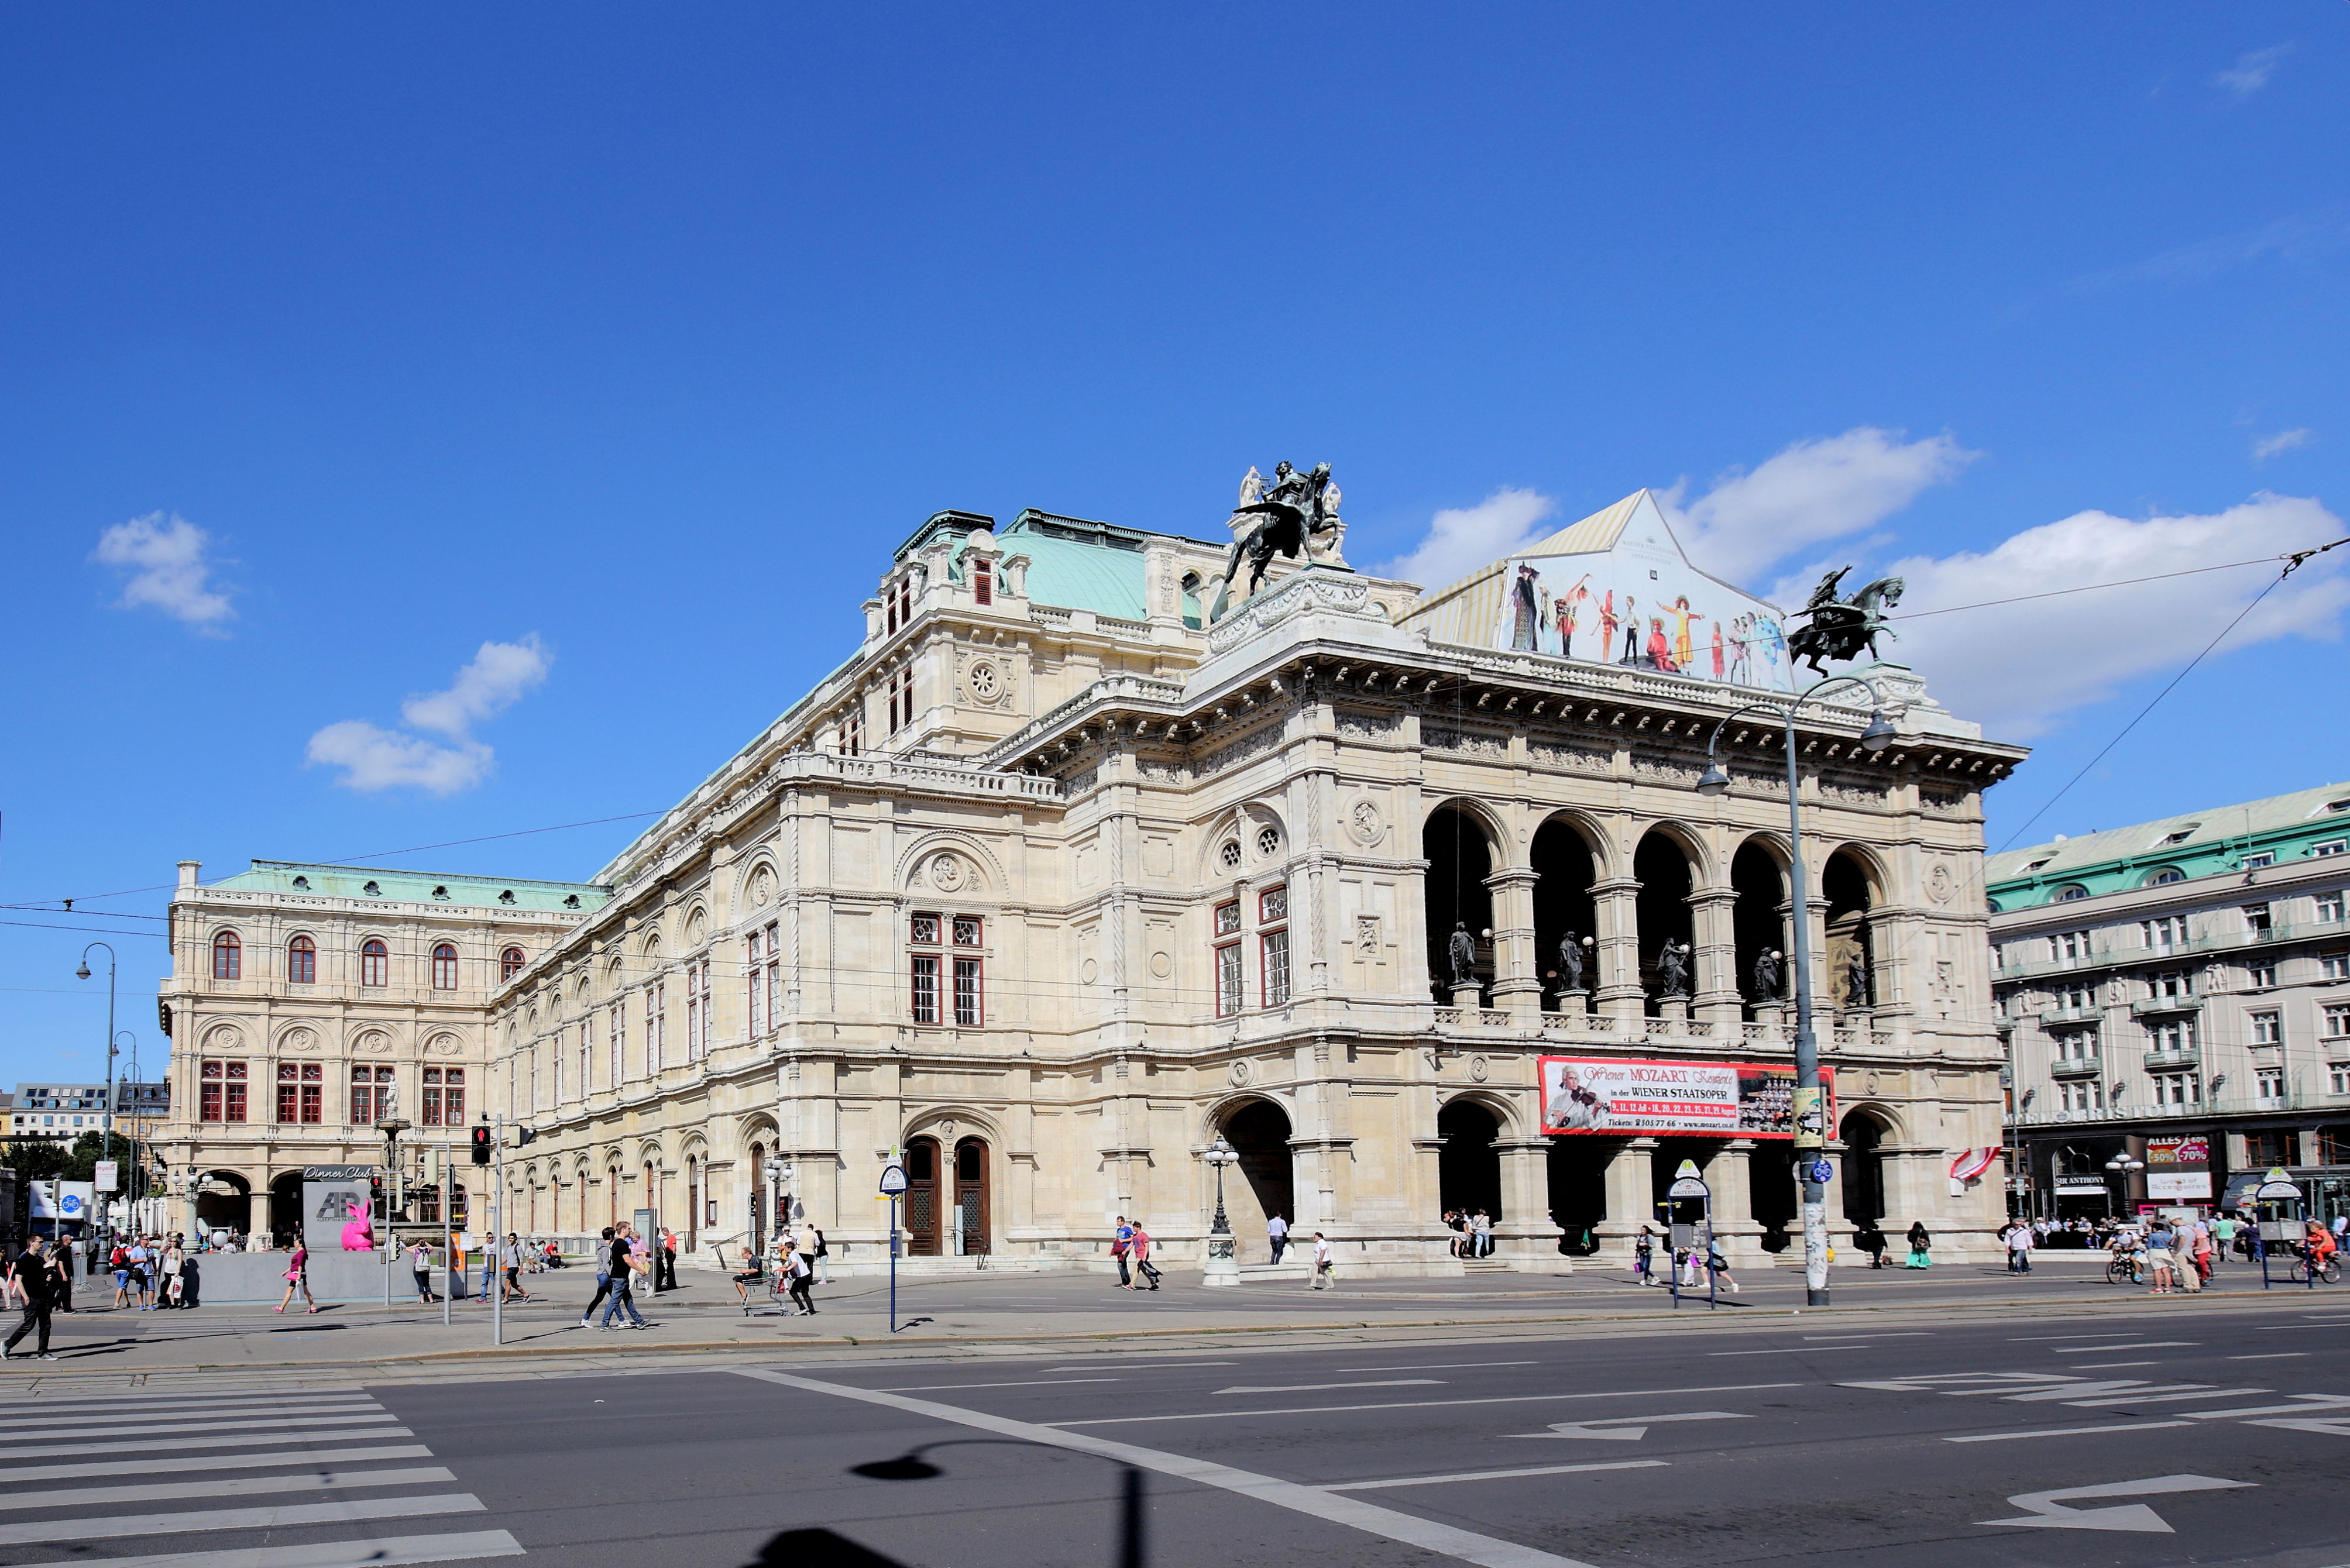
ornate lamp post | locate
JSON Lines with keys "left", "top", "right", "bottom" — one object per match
{"left": 1696, "top": 673, "right": 1899, "bottom": 1308}
{"left": 1201, "top": 1136, "right": 1241, "bottom": 1288}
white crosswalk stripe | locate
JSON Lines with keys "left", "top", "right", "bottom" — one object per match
{"left": 0, "top": 1381, "right": 524, "bottom": 1568}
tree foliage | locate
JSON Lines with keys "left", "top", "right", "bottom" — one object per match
{"left": 1, "top": 1130, "right": 111, "bottom": 1184}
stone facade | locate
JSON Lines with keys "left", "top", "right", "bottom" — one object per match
{"left": 157, "top": 497, "right": 2026, "bottom": 1270}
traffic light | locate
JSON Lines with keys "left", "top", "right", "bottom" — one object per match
{"left": 470, "top": 1126, "right": 493, "bottom": 1167}
{"left": 369, "top": 1174, "right": 385, "bottom": 1216}
{"left": 509, "top": 1126, "right": 537, "bottom": 1149}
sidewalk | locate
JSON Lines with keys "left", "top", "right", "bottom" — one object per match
{"left": 5, "top": 1256, "right": 2316, "bottom": 1387}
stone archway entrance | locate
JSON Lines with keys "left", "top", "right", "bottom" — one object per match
{"left": 197, "top": 1171, "right": 251, "bottom": 1239}
{"left": 1217, "top": 1099, "right": 1294, "bottom": 1257}
{"left": 1840, "top": 1112, "right": 1888, "bottom": 1229}
{"left": 1438, "top": 1098, "right": 1503, "bottom": 1221}
{"left": 267, "top": 1171, "right": 303, "bottom": 1246}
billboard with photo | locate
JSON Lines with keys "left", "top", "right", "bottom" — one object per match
{"left": 1539, "top": 1056, "right": 1837, "bottom": 1138}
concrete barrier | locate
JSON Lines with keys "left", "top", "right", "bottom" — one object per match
{"left": 174, "top": 1250, "right": 478, "bottom": 1306}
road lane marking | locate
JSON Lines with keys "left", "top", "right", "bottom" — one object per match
{"left": 1047, "top": 1363, "right": 1234, "bottom": 1371}
{"left": 0, "top": 1428, "right": 413, "bottom": 1460}
{"left": 1975, "top": 1473, "right": 2251, "bottom": 1533}
{"left": 879, "top": 1378, "right": 1121, "bottom": 1391}
{"left": 1215, "top": 1380, "right": 1443, "bottom": 1395}
{"left": 1946, "top": 1422, "right": 2194, "bottom": 1443}
{"left": 2, "top": 1411, "right": 398, "bottom": 1443}
{"left": 2072, "top": 1362, "right": 2161, "bottom": 1368}
{"left": 1509, "top": 1412, "right": 1748, "bottom": 1442}
{"left": 0, "top": 1445, "right": 438, "bottom": 1485}
{"left": 80, "top": 1531, "right": 525, "bottom": 1568}
{"left": 2228, "top": 1353, "right": 2310, "bottom": 1360}
{"left": 1335, "top": 1361, "right": 1538, "bottom": 1372}
{"left": 2064, "top": 1388, "right": 2268, "bottom": 1408}
{"left": 16, "top": 1401, "right": 383, "bottom": 1429}
{"left": 2183, "top": 1396, "right": 2350, "bottom": 1419}
{"left": 1325, "top": 1460, "right": 1664, "bottom": 1492}
{"left": 1046, "top": 1383, "right": 1804, "bottom": 1428}
{"left": 1802, "top": 1332, "right": 1932, "bottom": 1340}
{"left": 738, "top": 1366, "right": 1605, "bottom": 1568}
{"left": 1712, "top": 1347, "right": 1857, "bottom": 1357}
{"left": 2048, "top": 1342, "right": 2198, "bottom": 1353}
{"left": 0, "top": 1493, "right": 485, "bottom": 1548}
{"left": 0, "top": 1468, "right": 456, "bottom": 1513}
{"left": 9, "top": 1389, "right": 366, "bottom": 1412}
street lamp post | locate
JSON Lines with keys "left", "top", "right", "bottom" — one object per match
{"left": 75, "top": 943, "right": 118, "bottom": 1247}
{"left": 1697, "top": 676, "right": 1900, "bottom": 1308}
{"left": 1201, "top": 1136, "right": 1240, "bottom": 1288}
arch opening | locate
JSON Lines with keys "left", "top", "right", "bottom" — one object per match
{"left": 1839, "top": 1110, "right": 1888, "bottom": 1229}
{"left": 1216, "top": 1098, "right": 1294, "bottom": 1253}
{"left": 1633, "top": 832, "right": 1696, "bottom": 1015}
{"left": 1423, "top": 807, "right": 1495, "bottom": 1003}
{"left": 1437, "top": 1098, "right": 1502, "bottom": 1223}
{"left": 1731, "top": 840, "right": 1788, "bottom": 1020}
{"left": 1824, "top": 850, "right": 1874, "bottom": 1012}
{"left": 1531, "top": 819, "right": 1598, "bottom": 1012}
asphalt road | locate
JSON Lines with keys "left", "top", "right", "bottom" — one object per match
{"left": 4, "top": 1291, "right": 2346, "bottom": 1568}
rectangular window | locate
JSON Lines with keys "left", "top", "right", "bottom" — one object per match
{"left": 2060, "top": 1079, "right": 2102, "bottom": 1112}
{"left": 887, "top": 668, "right": 914, "bottom": 734}
{"left": 685, "top": 964, "right": 702, "bottom": 1064}
{"left": 277, "top": 1064, "right": 298, "bottom": 1124}
{"left": 302, "top": 1064, "right": 321, "bottom": 1124}
{"left": 973, "top": 557, "right": 993, "bottom": 605}
{"left": 2334, "top": 1067, "right": 2350, "bottom": 1096}
{"left": 650, "top": 982, "right": 666, "bottom": 1072}
{"left": 747, "top": 936, "right": 765, "bottom": 1038}
{"left": 697, "top": 959, "right": 711, "bottom": 1060}
{"left": 2147, "top": 1017, "right": 2198, "bottom": 1053}
{"left": 841, "top": 708, "right": 863, "bottom": 757}
{"left": 2060, "top": 982, "right": 2093, "bottom": 1010}
{"left": 953, "top": 914, "right": 982, "bottom": 947}
{"left": 764, "top": 922, "right": 781, "bottom": 1033}
{"left": 2314, "top": 840, "right": 2348, "bottom": 858}
{"left": 2141, "top": 917, "right": 2184, "bottom": 950}
{"left": 2244, "top": 903, "right": 2273, "bottom": 933}
{"left": 953, "top": 955, "right": 982, "bottom": 1027}
{"left": 2248, "top": 961, "right": 2278, "bottom": 989}
{"left": 349, "top": 1065, "right": 373, "bottom": 1125}
{"left": 2257, "top": 1066, "right": 2286, "bottom": 1102}
{"left": 911, "top": 955, "right": 940, "bottom": 1024}
{"left": 552, "top": 1041, "right": 562, "bottom": 1105}
{"left": 2322, "top": 951, "right": 2349, "bottom": 981}
{"left": 610, "top": 1001, "right": 624, "bottom": 1084}
{"left": 579, "top": 1020, "right": 592, "bottom": 1096}
{"left": 1261, "top": 928, "right": 1291, "bottom": 1007}
{"left": 2151, "top": 969, "right": 2193, "bottom": 999}
{"left": 2152, "top": 1071, "right": 2201, "bottom": 1105}
{"left": 2056, "top": 1030, "right": 2096, "bottom": 1060}
{"left": 2252, "top": 1010, "right": 2283, "bottom": 1044}
{"left": 2325, "top": 1004, "right": 2350, "bottom": 1039}
{"left": 422, "top": 1066, "right": 444, "bottom": 1126}
{"left": 2317, "top": 891, "right": 2348, "bottom": 923}
{"left": 2244, "top": 852, "right": 2275, "bottom": 869}
{"left": 2050, "top": 930, "right": 2091, "bottom": 962}
{"left": 911, "top": 912, "right": 940, "bottom": 945}
{"left": 442, "top": 1068, "right": 463, "bottom": 1124}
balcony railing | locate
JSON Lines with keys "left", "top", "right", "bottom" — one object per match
{"left": 1996, "top": 919, "right": 2349, "bottom": 982}
{"left": 2049, "top": 1056, "right": 2102, "bottom": 1079}
{"left": 2037, "top": 1005, "right": 2103, "bottom": 1027}
{"left": 2142, "top": 1048, "right": 2201, "bottom": 1071}
{"left": 2130, "top": 995, "right": 2200, "bottom": 1017}
{"left": 2009, "top": 1089, "right": 2350, "bottom": 1127}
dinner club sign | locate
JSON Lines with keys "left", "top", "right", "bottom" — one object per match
{"left": 1538, "top": 1055, "right": 1837, "bottom": 1138}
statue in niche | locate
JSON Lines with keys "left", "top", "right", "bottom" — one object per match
{"left": 1447, "top": 920, "right": 1479, "bottom": 988}
{"left": 1657, "top": 941, "right": 1691, "bottom": 999}
{"left": 1844, "top": 950, "right": 1871, "bottom": 1009}
{"left": 1557, "top": 930, "right": 1589, "bottom": 992}
{"left": 1752, "top": 948, "right": 1783, "bottom": 1002}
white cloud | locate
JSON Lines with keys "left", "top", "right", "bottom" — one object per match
{"left": 94, "top": 512, "right": 234, "bottom": 630}
{"left": 2070, "top": 211, "right": 2350, "bottom": 293}
{"left": 2253, "top": 428, "right": 2313, "bottom": 463}
{"left": 306, "top": 636, "right": 549, "bottom": 795}
{"left": 2217, "top": 43, "right": 2291, "bottom": 97}
{"left": 400, "top": 637, "right": 550, "bottom": 737}
{"left": 1373, "top": 487, "right": 1558, "bottom": 590}
{"left": 1885, "top": 493, "right": 2348, "bottom": 738}
{"left": 305, "top": 722, "right": 494, "bottom": 796}
{"left": 1664, "top": 428, "right": 1979, "bottom": 586}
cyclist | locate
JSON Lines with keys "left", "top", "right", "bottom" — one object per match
{"left": 2305, "top": 1219, "right": 2338, "bottom": 1275}
{"left": 2106, "top": 1227, "right": 2145, "bottom": 1285}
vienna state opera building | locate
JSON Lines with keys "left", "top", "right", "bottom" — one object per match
{"left": 156, "top": 479, "right": 2026, "bottom": 1273}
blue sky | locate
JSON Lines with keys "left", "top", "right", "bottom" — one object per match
{"left": 4, "top": 7, "right": 2346, "bottom": 1088}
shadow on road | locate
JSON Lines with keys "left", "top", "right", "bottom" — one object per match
{"left": 743, "top": 1529, "right": 907, "bottom": 1566}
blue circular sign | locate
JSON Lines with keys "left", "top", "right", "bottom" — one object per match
{"left": 59, "top": 1192, "right": 84, "bottom": 1215}
{"left": 1805, "top": 1159, "right": 1834, "bottom": 1186}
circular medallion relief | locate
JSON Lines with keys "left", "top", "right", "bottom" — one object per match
{"left": 1925, "top": 862, "right": 1956, "bottom": 905}
{"left": 1080, "top": 958, "right": 1100, "bottom": 985}
{"left": 938, "top": 1119, "right": 958, "bottom": 1140}
{"left": 1149, "top": 951, "right": 1173, "bottom": 979}
{"left": 1229, "top": 1058, "right": 1252, "bottom": 1086}
{"left": 356, "top": 1030, "right": 391, "bottom": 1054}
{"left": 967, "top": 660, "right": 1002, "bottom": 703}
{"left": 1346, "top": 797, "right": 1383, "bottom": 845}
{"left": 202, "top": 1024, "right": 242, "bottom": 1053}
{"left": 1468, "top": 1054, "right": 1490, "bottom": 1083}
{"left": 281, "top": 1027, "right": 316, "bottom": 1053}
{"left": 930, "top": 852, "right": 966, "bottom": 892}
{"left": 750, "top": 868, "right": 774, "bottom": 907}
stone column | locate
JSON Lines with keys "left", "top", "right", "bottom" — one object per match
{"left": 1596, "top": 1136, "right": 1658, "bottom": 1264}
{"left": 246, "top": 1191, "right": 271, "bottom": 1243}
{"left": 1590, "top": 876, "right": 1645, "bottom": 1022}
{"left": 1689, "top": 888, "right": 1741, "bottom": 1027}
{"left": 1492, "top": 1136, "right": 1561, "bottom": 1269}
{"left": 1709, "top": 1139, "right": 1764, "bottom": 1263}
{"left": 1486, "top": 868, "right": 1543, "bottom": 1024}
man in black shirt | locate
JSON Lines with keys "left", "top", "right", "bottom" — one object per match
{"left": 4, "top": 1239, "right": 61, "bottom": 1360}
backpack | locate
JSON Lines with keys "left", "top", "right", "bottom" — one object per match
{"left": 111, "top": 1246, "right": 129, "bottom": 1271}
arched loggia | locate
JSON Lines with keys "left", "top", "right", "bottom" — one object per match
{"left": 1633, "top": 831, "right": 1696, "bottom": 1016}
{"left": 1840, "top": 1110, "right": 1889, "bottom": 1229}
{"left": 1824, "top": 850, "right": 1875, "bottom": 1012}
{"left": 1531, "top": 818, "right": 1599, "bottom": 1011}
{"left": 1423, "top": 806, "right": 1496, "bottom": 1003}
{"left": 1437, "top": 1098, "right": 1503, "bottom": 1221}
{"left": 1217, "top": 1099, "right": 1294, "bottom": 1253}
{"left": 1731, "top": 839, "right": 1788, "bottom": 1019}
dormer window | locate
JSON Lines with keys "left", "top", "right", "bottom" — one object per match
{"left": 2025, "top": 858, "right": 2052, "bottom": 874}
{"left": 431, "top": 885, "right": 451, "bottom": 900}
{"left": 499, "top": 889, "right": 516, "bottom": 905}
{"left": 885, "top": 576, "right": 914, "bottom": 634}
{"left": 2157, "top": 825, "right": 2198, "bottom": 845}
{"left": 290, "top": 875, "right": 310, "bottom": 890}
{"left": 564, "top": 894, "right": 582, "bottom": 909}
{"left": 362, "top": 881, "right": 381, "bottom": 896}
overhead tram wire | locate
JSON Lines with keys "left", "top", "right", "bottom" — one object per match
{"left": 1884, "top": 542, "right": 2344, "bottom": 621}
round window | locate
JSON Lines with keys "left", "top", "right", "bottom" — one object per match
{"left": 968, "top": 661, "right": 1002, "bottom": 702}
{"left": 1218, "top": 840, "right": 1243, "bottom": 870}
{"left": 1256, "top": 825, "right": 1281, "bottom": 858}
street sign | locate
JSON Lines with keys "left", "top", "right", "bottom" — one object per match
{"left": 879, "top": 1161, "right": 908, "bottom": 1198}
{"left": 1667, "top": 1158, "right": 1709, "bottom": 1199}
{"left": 1791, "top": 1086, "right": 1825, "bottom": 1150}
{"left": 92, "top": 1160, "right": 119, "bottom": 1194}
{"left": 1805, "top": 1158, "right": 1834, "bottom": 1187}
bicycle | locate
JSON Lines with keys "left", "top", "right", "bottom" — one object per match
{"left": 2288, "top": 1250, "right": 2343, "bottom": 1285}
{"left": 2105, "top": 1253, "right": 2143, "bottom": 1285}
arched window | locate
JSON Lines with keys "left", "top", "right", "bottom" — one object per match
{"left": 2054, "top": 885, "right": 2090, "bottom": 903}
{"left": 211, "top": 931, "right": 241, "bottom": 981}
{"left": 360, "top": 938, "right": 389, "bottom": 988}
{"left": 287, "top": 935, "right": 316, "bottom": 985}
{"left": 501, "top": 947, "right": 525, "bottom": 982}
{"left": 432, "top": 943, "right": 459, "bottom": 989}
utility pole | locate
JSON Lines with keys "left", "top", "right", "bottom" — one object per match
{"left": 492, "top": 1113, "right": 504, "bottom": 1348}
{"left": 75, "top": 944, "right": 117, "bottom": 1245}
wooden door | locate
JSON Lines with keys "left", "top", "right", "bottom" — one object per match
{"left": 906, "top": 1137, "right": 943, "bottom": 1256}
{"left": 954, "top": 1137, "right": 990, "bottom": 1256}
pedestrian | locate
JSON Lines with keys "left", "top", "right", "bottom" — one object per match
{"left": 783, "top": 1240, "right": 816, "bottom": 1316}
{"left": 1856, "top": 1222, "right": 1887, "bottom": 1269}
{"left": 1267, "top": 1212, "right": 1288, "bottom": 1265}
{"left": 1471, "top": 1208, "right": 1494, "bottom": 1258}
{"left": 2, "top": 1239, "right": 60, "bottom": 1360}
{"left": 600, "top": 1223, "right": 649, "bottom": 1329}
{"left": 579, "top": 1227, "right": 617, "bottom": 1325}
{"left": 728, "top": 1242, "right": 767, "bottom": 1308}
{"left": 1110, "top": 1216, "right": 1133, "bottom": 1288}
{"left": 274, "top": 1241, "right": 318, "bottom": 1314}
{"left": 1309, "top": 1230, "right": 1334, "bottom": 1290}
{"left": 1634, "top": 1224, "right": 1656, "bottom": 1285}
{"left": 2211, "top": 1212, "right": 2236, "bottom": 1264}
{"left": 410, "top": 1240, "right": 439, "bottom": 1304}
{"left": 658, "top": 1227, "right": 679, "bottom": 1292}
{"left": 2185, "top": 1218, "right": 2211, "bottom": 1291}
{"left": 500, "top": 1233, "right": 530, "bottom": 1303}
{"left": 2006, "top": 1222, "right": 2033, "bottom": 1275}
{"left": 127, "top": 1236, "right": 153, "bottom": 1311}
{"left": 159, "top": 1240, "right": 186, "bottom": 1307}
{"left": 1904, "top": 1220, "right": 1932, "bottom": 1269}
{"left": 1444, "top": 1210, "right": 1466, "bottom": 1258}
{"left": 53, "top": 1239, "right": 77, "bottom": 1314}
{"left": 1129, "top": 1222, "right": 1162, "bottom": 1291}
{"left": 2145, "top": 1220, "right": 2177, "bottom": 1294}
{"left": 808, "top": 1226, "right": 832, "bottom": 1285}
{"left": 109, "top": 1238, "right": 133, "bottom": 1308}
{"left": 477, "top": 1233, "right": 496, "bottom": 1305}
{"left": 1706, "top": 1242, "right": 1741, "bottom": 1295}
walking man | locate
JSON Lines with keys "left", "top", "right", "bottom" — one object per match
{"left": 658, "top": 1227, "right": 679, "bottom": 1292}
{"left": 1111, "top": 1216, "right": 1133, "bottom": 1288}
{"left": 2, "top": 1238, "right": 60, "bottom": 1360}
{"left": 600, "top": 1224, "right": 649, "bottom": 1329}
{"left": 1309, "top": 1231, "right": 1334, "bottom": 1290}
{"left": 500, "top": 1233, "right": 530, "bottom": 1303}
{"left": 1130, "top": 1222, "right": 1162, "bottom": 1291}
{"left": 1267, "top": 1212, "right": 1288, "bottom": 1265}
{"left": 579, "top": 1227, "right": 617, "bottom": 1327}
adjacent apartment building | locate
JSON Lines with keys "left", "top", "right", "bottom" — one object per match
{"left": 1989, "top": 783, "right": 2350, "bottom": 1222}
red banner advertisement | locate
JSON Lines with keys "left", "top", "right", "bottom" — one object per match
{"left": 1539, "top": 1055, "right": 1837, "bottom": 1139}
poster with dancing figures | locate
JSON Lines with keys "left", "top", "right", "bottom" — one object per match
{"left": 1540, "top": 1056, "right": 1837, "bottom": 1138}
{"left": 1490, "top": 527, "right": 1792, "bottom": 693}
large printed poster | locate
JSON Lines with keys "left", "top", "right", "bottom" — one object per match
{"left": 1539, "top": 1056, "right": 1837, "bottom": 1139}
{"left": 2145, "top": 1136, "right": 2212, "bottom": 1201}
{"left": 1491, "top": 524, "right": 1793, "bottom": 692}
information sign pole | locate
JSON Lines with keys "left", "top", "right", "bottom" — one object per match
{"left": 1667, "top": 1161, "right": 1715, "bottom": 1312}
{"left": 879, "top": 1157, "right": 908, "bottom": 1334}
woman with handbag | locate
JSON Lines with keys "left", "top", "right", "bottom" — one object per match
{"left": 1904, "top": 1220, "right": 1932, "bottom": 1269}
{"left": 274, "top": 1243, "right": 317, "bottom": 1313}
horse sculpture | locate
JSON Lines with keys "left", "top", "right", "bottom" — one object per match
{"left": 1211, "top": 460, "right": 1338, "bottom": 620}
{"left": 1786, "top": 567, "right": 1905, "bottom": 675}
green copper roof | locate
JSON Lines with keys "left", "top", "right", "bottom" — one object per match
{"left": 207, "top": 859, "right": 610, "bottom": 914}
{"left": 1985, "top": 782, "right": 2350, "bottom": 906}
